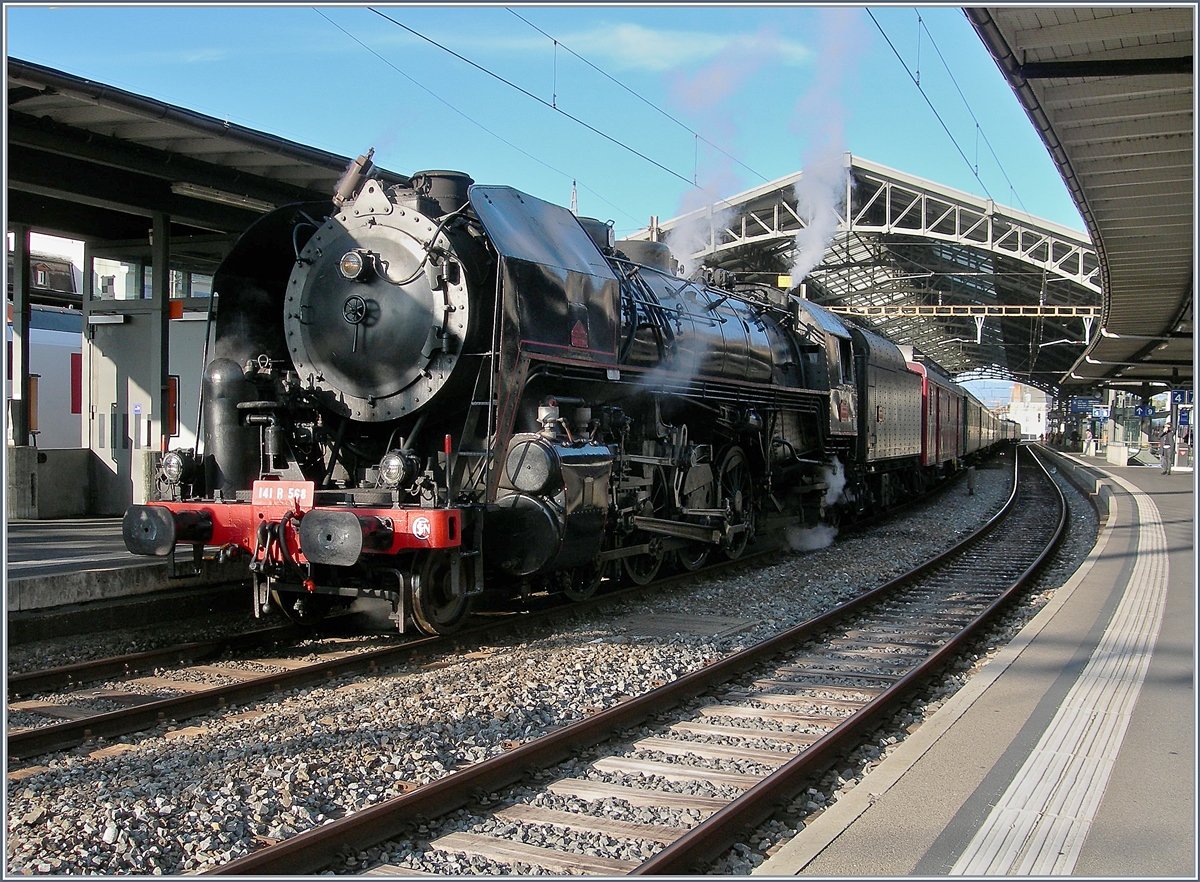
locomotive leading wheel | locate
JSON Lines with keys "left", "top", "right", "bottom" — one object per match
{"left": 717, "top": 446, "right": 754, "bottom": 560}
{"left": 562, "top": 561, "right": 606, "bottom": 602}
{"left": 410, "top": 550, "right": 471, "bottom": 635}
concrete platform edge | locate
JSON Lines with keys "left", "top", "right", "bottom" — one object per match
{"left": 7, "top": 558, "right": 249, "bottom": 613}
{"left": 755, "top": 449, "right": 1120, "bottom": 875}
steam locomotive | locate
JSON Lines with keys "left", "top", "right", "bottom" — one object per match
{"left": 123, "top": 153, "right": 1018, "bottom": 634}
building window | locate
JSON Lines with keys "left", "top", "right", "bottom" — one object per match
{"left": 93, "top": 258, "right": 146, "bottom": 300}
{"left": 35, "top": 266, "right": 48, "bottom": 287}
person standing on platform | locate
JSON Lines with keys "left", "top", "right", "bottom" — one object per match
{"left": 1084, "top": 428, "right": 1094, "bottom": 456}
{"left": 1160, "top": 422, "right": 1175, "bottom": 475}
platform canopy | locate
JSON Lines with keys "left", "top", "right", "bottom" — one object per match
{"left": 967, "top": 7, "right": 1193, "bottom": 393}
{"left": 7, "top": 56, "right": 408, "bottom": 276}
{"left": 626, "top": 155, "right": 1102, "bottom": 395}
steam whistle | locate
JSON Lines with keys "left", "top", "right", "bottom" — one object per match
{"left": 333, "top": 148, "right": 376, "bottom": 207}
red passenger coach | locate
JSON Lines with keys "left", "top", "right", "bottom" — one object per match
{"left": 907, "top": 361, "right": 964, "bottom": 469}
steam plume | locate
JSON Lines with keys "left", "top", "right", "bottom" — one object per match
{"left": 820, "top": 459, "right": 847, "bottom": 507}
{"left": 787, "top": 8, "right": 863, "bottom": 285}
{"left": 664, "top": 201, "right": 736, "bottom": 277}
{"left": 663, "top": 27, "right": 787, "bottom": 276}
{"left": 790, "top": 149, "right": 848, "bottom": 283}
{"left": 786, "top": 523, "right": 839, "bottom": 552}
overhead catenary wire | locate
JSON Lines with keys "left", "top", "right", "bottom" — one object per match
{"left": 368, "top": 7, "right": 700, "bottom": 191}
{"left": 867, "top": 9, "right": 995, "bottom": 203}
{"left": 367, "top": 6, "right": 759, "bottom": 220}
{"left": 506, "top": 7, "right": 771, "bottom": 185}
{"left": 920, "top": 12, "right": 1031, "bottom": 215}
{"left": 313, "top": 8, "right": 641, "bottom": 226}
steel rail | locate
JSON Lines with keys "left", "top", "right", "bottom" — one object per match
{"left": 6, "top": 544, "right": 779, "bottom": 760}
{"left": 8, "top": 631, "right": 439, "bottom": 760}
{"left": 7, "top": 624, "right": 310, "bottom": 698}
{"left": 206, "top": 450, "right": 1033, "bottom": 875}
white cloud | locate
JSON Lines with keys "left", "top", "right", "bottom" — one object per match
{"left": 531, "top": 23, "right": 810, "bottom": 73}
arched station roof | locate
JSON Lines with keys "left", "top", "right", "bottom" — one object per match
{"left": 627, "top": 155, "right": 1102, "bottom": 395}
{"left": 967, "top": 7, "right": 1193, "bottom": 394}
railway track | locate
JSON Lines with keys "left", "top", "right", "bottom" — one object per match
{"left": 7, "top": 461, "right": 973, "bottom": 757}
{"left": 8, "top": 623, "right": 319, "bottom": 698}
{"left": 6, "top": 540, "right": 791, "bottom": 761}
{"left": 200, "top": 445, "right": 1064, "bottom": 875}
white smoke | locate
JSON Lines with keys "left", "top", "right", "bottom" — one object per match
{"left": 789, "top": 148, "right": 848, "bottom": 283}
{"left": 665, "top": 199, "right": 736, "bottom": 278}
{"left": 787, "top": 8, "right": 863, "bottom": 285}
{"left": 786, "top": 523, "right": 839, "bottom": 552}
{"left": 635, "top": 327, "right": 713, "bottom": 390}
{"left": 348, "top": 596, "right": 397, "bottom": 632}
{"left": 820, "top": 459, "right": 847, "bottom": 507}
{"left": 662, "top": 27, "right": 786, "bottom": 277}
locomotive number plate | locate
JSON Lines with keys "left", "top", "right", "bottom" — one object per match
{"left": 252, "top": 480, "right": 316, "bottom": 510}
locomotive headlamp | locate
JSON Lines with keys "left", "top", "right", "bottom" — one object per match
{"left": 339, "top": 250, "right": 367, "bottom": 280}
{"left": 161, "top": 450, "right": 191, "bottom": 485}
{"left": 379, "top": 450, "right": 410, "bottom": 488}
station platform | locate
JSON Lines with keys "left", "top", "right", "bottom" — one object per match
{"left": 757, "top": 447, "right": 1195, "bottom": 876}
{"left": 6, "top": 517, "right": 247, "bottom": 636}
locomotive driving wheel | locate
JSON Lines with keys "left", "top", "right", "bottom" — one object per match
{"left": 410, "top": 550, "right": 471, "bottom": 635}
{"left": 677, "top": 459, "right": 716, "bottom": 572}
{"left": 717, "top": 446, "right": 755, "bottom": 559}
{"left": 676, "top": 544, "right": 710, "bottom": 571}
{"left": 622, "top": 466, "right": 668, "bottom": 585}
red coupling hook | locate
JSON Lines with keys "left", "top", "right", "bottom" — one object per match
{"left": 303, "top": 579, "right": 316, "bottom": 593}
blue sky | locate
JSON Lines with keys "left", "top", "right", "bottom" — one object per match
{"left": 6, "top": 4, "right": 1086, "bottom": 241}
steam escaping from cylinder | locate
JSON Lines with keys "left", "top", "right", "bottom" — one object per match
{"left": 786, "top": 523, "right": 839, "bottom": 552}
{"left": 348, "top": 596, "right": 397, "bottom": 632}
{"left": 820, "top": 459, "right": 847, "bottom": 507}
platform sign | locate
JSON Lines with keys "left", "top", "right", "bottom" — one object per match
{"left": 1070, "top": 397, "right": 1102, "bottom": 414}
{"left": 1134, "top": 405, "right": 1155, "bottom": 417}
{"left": 1181, "top": 410, "right": 1191, "bottom": 427}
{"left": 1091, "top": 406, "right": 1110, "bottom": 420}
{"left": 1170, "top": 389, "right": 1193, "bottom": 405}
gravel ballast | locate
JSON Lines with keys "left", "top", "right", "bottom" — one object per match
{"left": 6, "top": 454, "right": 1096, "bottom": 876}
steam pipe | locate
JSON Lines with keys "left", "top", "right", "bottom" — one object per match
{"left": 193, "top": 285, "right": 217, "bottom": 460}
